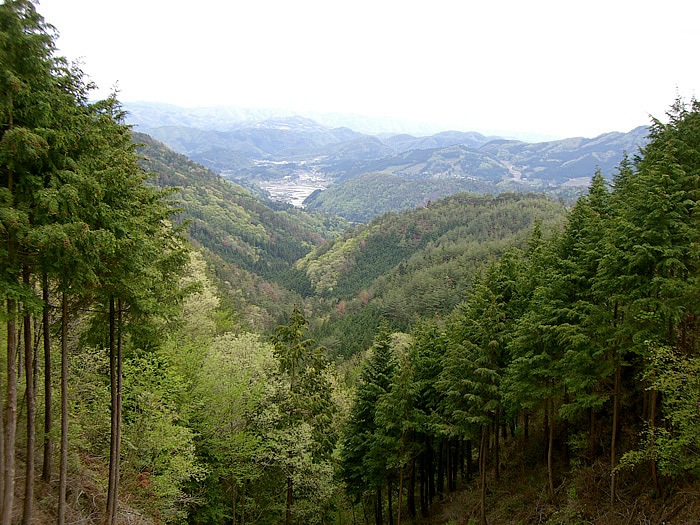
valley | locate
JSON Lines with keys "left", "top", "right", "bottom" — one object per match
{"left": 131, "top": 102, "right": 649, "bottom": 219}
{"left": 238, "top": 161, "right": 330, "bottom": 207}
{"left": 6, "top": 3, "right": 700, "bottom": 524}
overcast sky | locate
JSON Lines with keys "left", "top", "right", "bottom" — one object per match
{"left": 38, "top": 0, "right": 699, "bottom": 140}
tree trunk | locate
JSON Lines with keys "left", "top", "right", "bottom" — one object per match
{"left": 407, "top": 459, "right": 416, "bottom": 518}
{"left": 454, "top": 440, "right": 460, "bottom": 490}
{"left": 543, "top": 408, "right": 549, "bottom": 463}
{"left": 443, "top": 438, "right": 453, "bottom": 494}
{"left": 285, "top": 476, "right": 292, "bottom": 525}
{"left": 106, "top": 296, "right": 118, "bottom": 525}
{"left": 419, "top": 449, "right": 428, "bottom": 518}
{"left": 58, "top": 292, "right": 68, "bottom": 525}
{"left": 397, "top": 467, "right": 403, "bottom": 525}
{"left": 547, "top": 398, "right": 555, "bottom": 500}
{"left": 23, "top": 267, "right": 35, "bottom": 525}
{"left": 426, "top": 437, "right": 435, "bottom": 505}
{"left": 563, "top": 390, "right": 570, "bottom": 469}
{"left": 436, "top": 438, "right": 444, "bottom": 498}
{"left": 589, "top": 408, "right": 596, "bottom": 462}
{"left": 42, "top": 275, "right": 52, "bottom": 483}
{"left": 375, "top": 485, "right": 383, "bottom": 525}
{"left": 610, "top": 354, "right": 621, "bottom": 504}
{"left": 649, "top": 388, "right": 660, "bottom": 495}
{"left": 0, "top": 357, "right": 4, "bottom": 516}
{"left": 523, "top": 410, "right": 529, "bottom": 442}
{"left": 466, "top": 439, "right": 473, "bottom": 482}
{"left": 387, "top": 477, "right": 393, "bottom": 525}
{"left": 232, "top": 479, "right": 237, "bottom": 525}
{"left": 3, "top": 298, "right": 18, "bottom": 525}
{"left": 493, "top": 414, "right": 500, "bottom": 482}
{"left": 479, "top": 426, "right": 488, "bottom": 525}
{"left": 115, "top": 301, "right": 123, "bottom": 515}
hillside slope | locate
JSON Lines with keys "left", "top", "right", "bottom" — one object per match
{"left": 134, "top": 132, "right": 348, "bottom": 327}
{"left": 299, "top": 192, "right": 566, "bottom": 355}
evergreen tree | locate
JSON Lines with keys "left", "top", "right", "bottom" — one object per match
{"left": 607, "top": 99, "right": 700, "bottom": 489}
{"left": 339, "top": 323, "right": 396, "bottom": 525}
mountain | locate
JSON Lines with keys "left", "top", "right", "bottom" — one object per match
{"left": 127, "top": 102, "right": 648, "bottom": 222}
{"left": 298, "top": 192, "right": 567, "bottom": 356}
{"left": 124, "top": 101, "right": 459, "bottom": 136}
{"left": 303, "top": 171, "right": 497, "bottom": 223}
{"left": 303, "top": 127, "right": 649, "bottom": 220}
{"left": 382, "top": 130, "right": 500, "bottom": 152}
{"left": 134, "top": 132, "right": 348, "bottom": 328}
{"left": 478, "top": 126, "right": 649, "bottom": 185}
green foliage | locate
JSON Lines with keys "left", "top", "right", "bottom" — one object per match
{"left": 68, "top": 346, "right": 203, "bottom": 522}
{"left": 121, "top": 352, "right": 204, "bottom": 522}
{"left": 305, "top": 192, "right": 565, "bottom": 356}
{"left": 304, "top": 171, "right": 497, "bottom": 222}
{"left": 619, "top": 344, "right": 700, "bottom": 477}
{"left": 339, "top": 325, "right": 397, "bottom": 496}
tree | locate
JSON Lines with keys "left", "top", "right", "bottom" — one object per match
{"left": 0, "top": 2, "right": 90, "bottom": 521}
{"left": 339, "top": 323, "right": 396, "bottom": 525}
{"left": 608, "top": 99, "right": 700, "bottom": 492}
{"left": 272, "top": 305, "right": 337, "bottom": 524}
{"left": 440, "top": 266, "right": 510, "bottom": 525}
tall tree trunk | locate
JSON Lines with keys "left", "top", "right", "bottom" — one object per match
{"left": 493, "top": 414, "right": 500, "bottom": 482}
{"left": 3, "top": 298, "right": 18, "bottom": 525}
{"left": 547, "top": 398, "right": 555, "bottom": 500}
{"left": 58, "top": 292, "right": 68, "bottom": 525}
{"left": 285, "top": 475, "right": 292, "bottom": 525}
{"left": 407, "top": 459, "right": 416, "bottom": 518}
{"left": 459, "top": 438, "right": 465, "bottom": 482}
{"left": 241, "top": 480, "right": 247, "bottom": 525}
{"left": 23, "top": 267, "right": 36, "bottom": 525}
{"left": 419, "top": 450, "right": 428, "bottom": 518}
{"left": 563, "top": 392, "right": 570, "bottom": 469}
{"left": 106, "top": 297, "right": 118, "bottom": 525}
{"left": 479, "top": 426, "right": 488, "bottom": 525}
{"left": 115, "top": 301, "right": 123, "bottom": 515}
{"left": 588, "top": 408, "right": 596, "bottom": 462}
{"left": 42, "top": 275, "right": 52, "bottom": 483}
{"left": 445, "top": 440, "right": 452, "bottom": 493}
{"left": 231, "top": 479, "right": 237, "bottom": 525}
{"left": 375, "top": 485, "right": 383, "bottom": 525}
{"left": 387, "top": 477, "right": 393, "bottom": 525}
{"left": 523, "top": 410, "right": 529, "bottom": 442}
{"left": 466, "top": 439, "right": 473, "bottom": 482}
{"left": 543, "top": 408, "right": 549, "bottom": 463}
{"left": 0, "top": 355, "right": 4, "bottom": 516}
{"left": 610, "top": 353, "right": 621, "bottom": 504}
{"left": 649, "top": 388, "right": 660, "bottom": 495}
{"left": 397, "top": 467, "right": 403, "bottom": 525}
{"left": 426, "top": 437, "right": 435, "bottom": 505}
{"left": 436, "top": 438, "right": 444, "bottom": 498}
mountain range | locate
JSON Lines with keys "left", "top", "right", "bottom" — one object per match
{"left": 127, "top": 102, "right": 649, "bottom": 221}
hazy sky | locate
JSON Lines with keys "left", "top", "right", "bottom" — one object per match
{"left": 38, "top": 0, "right": 699, "bottom": 140}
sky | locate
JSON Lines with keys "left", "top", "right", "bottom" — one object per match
{"left": 37, "top": 0, "right": 700, "bottom": 140}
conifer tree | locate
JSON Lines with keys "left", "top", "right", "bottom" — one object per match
{"left": 340, "top": 324, "right": 396, "bottom": 525}
{"left": 606, "top": 99, "right": 700, "bottom": 491}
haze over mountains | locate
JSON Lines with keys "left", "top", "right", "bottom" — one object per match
{"left": 126, "top": 102, "right": 649, "bottom": 221}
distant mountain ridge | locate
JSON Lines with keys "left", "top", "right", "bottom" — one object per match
{"left": 124, "top": 101, "right": 453, "bottom": 136}
{"left": 126, "top": 102, "right": 649, "bottom": 221}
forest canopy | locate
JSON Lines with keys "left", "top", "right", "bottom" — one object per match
{"left": 3, "top": 1, "right": 700, "bottom": 524}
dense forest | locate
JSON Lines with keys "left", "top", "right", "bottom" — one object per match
{"left": 3, "top": 2, "right": 700, "bottom": 524}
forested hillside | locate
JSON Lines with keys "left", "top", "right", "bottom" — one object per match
{"left": 3, "top": 2, "right": 700, "bottom": 525}
{"left": 299, "top": 193, "right": 566, "bottom": 356}
{"left": 134, "top": 132, "right": 347, "bottom": 328}
{"left": 133, "top": 103, "right": 647, "bottom": 222}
